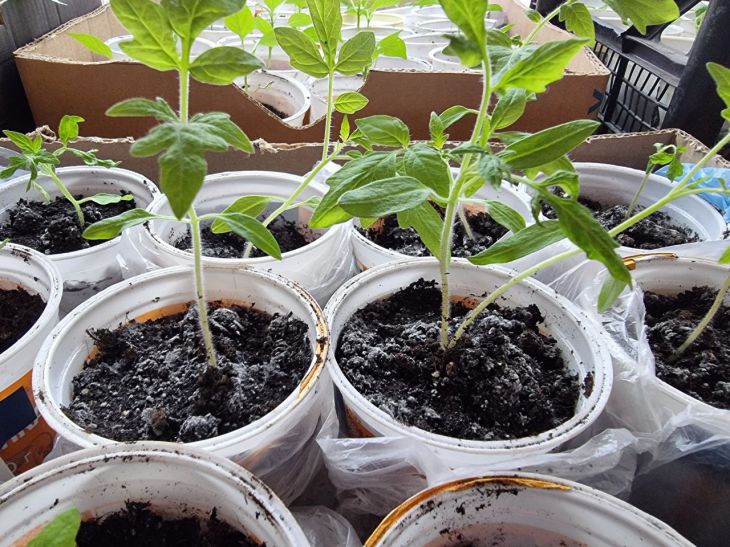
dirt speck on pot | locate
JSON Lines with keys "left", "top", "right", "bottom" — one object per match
{"left": 336, "top": 280, "right": 581, "bottom": 441}
{"left": 0, "top": 287, "right": 44, "bottom": 353}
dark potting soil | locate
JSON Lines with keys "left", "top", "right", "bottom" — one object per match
{"left": 65, "top": 302, "right": 312, "bottom": 442}
{"left": 644, "top": 287, "right": 730, "bottom": 409}
{"left": 172, "top": 217, "right": 309, "bottom": 259}
{"left": 0, "top": 287, "right": 44, "bottom": 353}
{"left": 76, "top": 502, "right": 261, "bottom": 547}
{"left": 336, "top": 280, "right": 582, "bottom": 440}
{"left": 543, "top": 195, "right": 699, "bottom": 250}
{"left": 0, "top": 194, "right": 136, "bottom": 254}
{"left": 361, "top": 210, "right": 507, "bottom": 258}
{"left": 263, "top": 103, "right": 287, "bottom": 120}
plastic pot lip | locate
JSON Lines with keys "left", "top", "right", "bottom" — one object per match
{"left": 622, "top": 252, "right": 730, "bottom": 416}
{"left": 324, "top": 258, "right": 613, "bottom": 455}
{"left": 246, "top": 70, "right": 312, "bottom": 124}
{"left": 0, "top": 166, "right": 160, "bottom": 262}
{"left": 0, "top": 243, "right": 63, "bottom": 366}
{"left": 365, "top": 471, "right": 692, "bottom": 547}
{"left": 32, "top": 264, "right": 329, "bottom": 453}
{"left": 0, "top": 441, "right": 310, "bottom": 545}
{"left": 143, "top": 170, "right": 350, "bottom": 265}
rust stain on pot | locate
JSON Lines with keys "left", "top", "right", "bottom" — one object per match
{"left": 622, "top": 252, "right": 678, "bottom": 271}
{"left": 365, "top": 476, "right": 570, "bottom": 547}
{"left": 344, "top": 403, "right": 375, "bottom": 438}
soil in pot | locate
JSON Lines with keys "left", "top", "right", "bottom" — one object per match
{"left": 361, "top": 210, "right": 507, "bottom": 258}
{"left": 336, "top": 280, "right": 583, "bottom": 440}
{"left": 0, "top": 194, "right": 136, "bottom": 254}
{"left": 644, "top": 286, "right": 730, "bottom": 409}
{"left": 65, "top": 302, "right": 312, "bottom": 442}
{"left": 172, "top": 217, "right": 310, "bottom": 259}
{"left": 263, "top": 103, "right": 288, "bottom": 120}
{"left": 543, "top": 195, "right": 699, "bottom": 249}
{"left": 75, "top": 501, "right": 260, "bottom": 546}
{"left": 0, "top": 287, "right": 45, "bottom": 353}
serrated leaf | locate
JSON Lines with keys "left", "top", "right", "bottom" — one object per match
{"left": 397, "top": 201, "right": 443, "bottom": 259}
{"left": 707, "top": 62, "right": 730, "bottom": 121}
{"left": 336, "top": 31, "right": 376, "bottom": 75}
{"left": 340, "top": 176, "right": 431, "bottom": 218}
{"left": 334, "top": 91, "right": 369, "bottom": 114}
{"left": 83, "top": 209, "right": 163, "bottom": 239}
{"left": 604, "top": 0, "right": 679, "bottom": 35}
{"left": 597, "top": 275, "right": 628, "bottom": 312}
{"left": 211, "top": 212, "right": 282, "bottom": 259}
{"left": 274, "top": 27, "right": 329, "bottom": 77}
{"left": 190, "top": 112, "right": 253, "bottom": 152}
{"left": 559, "top": 3, "right": 595, "bottom": 47}
{"left": 355, "top": 115, "right": 409, "bottom": 147}
{"left": 110, "top": 0, "right": 179, "bottom": 70}
{"left": 403, "top": 144, "right": 450, "bottom": 198}
{"left": 69, "top": 32, "right": 113, "bottom": 58}
{"left": 3, "top": 130, "right": 35, "bottom": 154}
{"left": 106, "top": 97, "right": 177, "bottom": 122}
{"left": 478, "top": 154, "right": 511, "bottom": 187}
{"left": 189, "top": 46, "right": 262, "bottom": 84}
{"left": 469, "top": 220, "right": 564, "bottom": 265}
{"left": 483, "top": 199, "right": 526, "bottom": 233}
{"left": 499, "top": 120, "right": 599, "bottom": 169}
{"left": 28, "top": 508, "right": 81, "bottom": 547}
{"left": 210, "top": 195, "right": 273, "bottom": 232}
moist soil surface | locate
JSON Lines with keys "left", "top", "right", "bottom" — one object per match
{"left": 543, "top": 195, "right": 699, "bottom": 249}
{"left": 173, "top": 217, "right": 309, "bottom": 259}
{"left": 0, "top": 195, "right": 136, "bottom": 254}
{"left": 362, "top": 210, "right": 507, "bottom": 258}
{"left": 76, "top": 502, "right": 261, "bottom": 546}
{"left": 263, "top": 103, "right": 287, "bottom": 120}
{"left": 644, "top": 286, "right": 730, "bottom": 409}
{"left": 336, "top": 280, "right": 582, "bottom": 440}
{"left": 65, "top": 302, "right": 312, "bottom": 442}
{"left": 0, "top": 287, "right": 45, "bottom": 353}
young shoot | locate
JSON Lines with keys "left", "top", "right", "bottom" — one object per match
{"left": 625, "top": 143, "right": 685, "bottom": 218}
{"left": 27, "top": 507, "right": 81, "bottom": 547}
{"left": 78, "top": 0, "right": 274, "bottom": 369}
{"left": 1, "top": 115, "right": 127, "bottom": 227}
{"left": 342, "top": 0, "right": 402, "bottom": 31}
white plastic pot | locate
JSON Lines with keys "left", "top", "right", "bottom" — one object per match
{"left": 0, "top": 244, "right": 62, "bottom": 478}
{"left": 0, "top": 166, "right": 160, "bottom": 314}
{"left": 366, "top": 473, "right": 691, "bottom": 546}
{"left": 309, "top": 75, "right": 365, "bottom": 120}
{"left": 409, "top": 5, "right": 447, "bottom": 27}
{"left": 33, "top": 265, "right": 329, "bottom": 500}
{"left": 429, "top": 46, "right": 479, "bottom": 72}
{"left": 235, "top": 70, "right": 311, "bottom": 127}
{"left": 324, "top": 259, "right": 613, "bottom": 467}
{"left": 416, "top": 19, "right": 459, "bottom": 33}
{"left": 129, "top": 171, "right": 353, "bottom": 303}
{"left": 0, "top": 442, "right": 310, "bottom": 546}
{"left": 404, "top": 33, "right": 449, "bottom": 62}
{"left": 341, "top": 26, "right": 414, "bottom": 41}
{"left": 342, "top": 12, "right": 404, "bottom": 28}
{"left": 372, "top": 55, "right": 430, "bottom": 71}
{"left": 105, "top": 35, "right": 215, "bottom": 60}
{"left": 352, "top": 182, "right": 533, "bottom": 271}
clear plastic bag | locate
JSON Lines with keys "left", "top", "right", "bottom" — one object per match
{"left": 292, "top": 506, "right": 362, "bottom": 547}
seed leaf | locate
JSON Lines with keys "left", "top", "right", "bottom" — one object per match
{"left": 83, "top": 209, "right": 164, "bottom": 239}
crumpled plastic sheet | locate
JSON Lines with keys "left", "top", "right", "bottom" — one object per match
{"left": 292, "top": 505, "right": 361, "bottom": 547}
{"left": 657, "top": 162, "right": 730, "bottom": 221}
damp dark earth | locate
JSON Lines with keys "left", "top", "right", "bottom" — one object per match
{"left": 0, "top": 287, "right": 45, "bottom": 353}
{"left": 336, "top": 280, "right": 582, "bottom": 440}
{"left": 644, "top": 286, "right": 730, "bottom": 409}
{"left": 65, "top": 302, "right": 312, "bottom": 442}
{"left": 173, "top": 217, "right": 309, "bottom": 259}
{"left": 0, "top": 194, "right": 136, "bottom": 254}
{"left": 76, "top": 502, "right": 261, "bottom": 547}
{"left": 362, "top": 210, "right": 508, "bottom": 258}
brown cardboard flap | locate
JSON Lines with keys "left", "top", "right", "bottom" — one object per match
{"left": 14, "top": 0, "right": 609, "bottom": 142}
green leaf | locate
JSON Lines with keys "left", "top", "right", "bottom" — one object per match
{"left": 376, "top": 32, "right": 406, "bottom": 59}
{"left": 397, "top": 201, "right": 443, "bottom": 259}
{"left": 83, "top": 209, "right": 162, "bottom": 239}
{"left": 336, "top": 31, "right": 376, "bottom": 75}
{"left": 523, "top": 155, "right": 575, "bottom": 179}
{"left": 707, "top": 62, "right": 730, "bottom": 121}
{"left": 478, "top": 154, "right": 510, "bottom": 187}
{"left": 491, "top": 89, "right": 533, "bottom": 130}
{"left": 429, "top": 112, "right": 446, "bottom": 148}
{"left": 0, "top": 156, "right": 28, "bottom": 179}
{"left": 719, "top": 245, "right": 730, "bottom": 265}
{"left": 69, "top": 32, "right": 113, "bottom": 58}
{"left": 340, "top": 114, "right": 351, "bottom": 141}
{"left": 58, "top": 115, "right": 85, "bottom": 147}
{"left": 483, "top": 199, "right": 526, "bottom": 234}
{"left": 340, "top": 176, "right": 431, "bottom": 218}
{"left": 355, "top": 115, "right": 410, "bottom": 147}
{"left": 525, "top": 9, "right": 542, "bottom": 23}
{"left": 212, "top": 212, "right": 282, "bottom": 258}
{"left": 189, "top": 46, "right": 262, "bottom": 84}
{"left": 110, "top": 0, "right": 179, "bottom": 71}
{"left": 469, "top": 220, "right": 564, "bottom": 265}
{"left": 106, "top": 97, "right": 178, "bottom": 122}
{"left": 499, "top": 120, "right": 599, "bottom": 169}
{"left": 543, "top": 193, "right": 630, "bottom": 285}
{"left": 443, "top": 34, "right": 482, "bottom": 69}
{"left": 210, "top": 195, "right": 273, "bottom": 232}
{"left": 254, "top": 17, "right": 278, "bottom": 48}
{"left": 3, "top": 130, "right": 35, "bottom": 154}
{"left": 190, "top": 112, "right": 254, "bottom": 152}
{"left": 274, "top": 27, "right": 329, "bottom": 77}
{"left": 132, "top": 121, "right": 227, "bottom": 158}
{"left": 162, "top": 0, "right": 244, "bottom": 43}
{"left": 559, "top": 3, "right": 595, "bottom": 47}
{"left": 334, "top": 91, "right": 369, "bottom": 114}
{"left": 288, "top": 12, "right": 313, "bottom": 28}
{"left": 77, "top": 193, "right": 134, "bottom": 205}
{"left": 68, "top": 148, "right": 120, "bottom": 168}
{"left": 533, "top": 169, "right": 580, "bottom": 198}
{"left": 263, "top": 0, "right": 285, "bottom": 12}
{"left": 438, "top": 105, "right": 478, "bottom": 129}
{"left": 224, "top": 6, "right": 256, "bottom": 41}
{"left": 307, "top": 0, "right": 342, "bottom": 65}
{"left": 495, "top": 38, "right": 588, "bottom": 93}
{"left": 160, "top": 151, "right": 207, "bottom": 219}
{"left": 486, "top": 28, "right": 513, "bottom": 48}
{"left": 28, "top": 508, "right": 81, "bottom": 547}
{"left": 439, "top": 0, "right": 487, "bottom": 48}
{"left": 604, "top": 0, "right": 679, "bottom": 35}
{"left": 597, "top": 276, "right": 628, "bottom": 312}
{"left": 403, "top": 144, "right": 450, "bottom": 198}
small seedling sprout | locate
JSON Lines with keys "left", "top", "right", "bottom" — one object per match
{"left": 625, "top": 143, "right": 685, "bottom": 219}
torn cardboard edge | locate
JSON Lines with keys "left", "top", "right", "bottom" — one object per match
{"left": 13, "top": 0, "right": 610, "bottom": 142}
{"left": 2, "top": 128, "right": 725, "bottom": 183}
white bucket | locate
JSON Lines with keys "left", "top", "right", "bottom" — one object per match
{"left": 235, "top": 70, "right": 311, "bottom": 127}
{"left": 309, "top": 75, "right": 365, "bottom": 121}
{"left": 0, "top": 244, "right": 62, "bottom": 477}
{"left": 351, "top": 182, "right": 533, "bottom": 271}
{"left": 130, "top": 171, "right": 353, "bottom": 303}
{"left": 372, "top": 56, "right": 431, "bottom": 71}
{"left": 404, "top": 33, "right": 450, "bottom": 62}
{"left": 417, "top": 19, "right": 459, "bottom": 34}
{"left": 409, "top": 5, "right": 447, "bottom": 27}
{"left": 324, "top": 259, "right": 613, "bottom": 467}
{"left": 0, "top": 442, "right": 310, "bottom": 546}
{"left": 429, "top": 46, "right": 479, "bottom": 72}
{"left": 341, "top": 26, "right": 414, "bottom": 41}
{"left": 0, "top": 166, "right": 160, "bottom": 314}
{"left": 33, "top": 264, "right": 329, "bottom": 500}
{"left": 105, "top": 35, "right": 215, "bottom": 61}
{"left": 366, "top": 473, "right": 691, "bottom": 546}
{"left": 342, "top": 12, "right": 404, "bottom": 28}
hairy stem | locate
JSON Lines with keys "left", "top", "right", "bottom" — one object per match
{"left": 46, "top": 168, "right": 84, "bottom": 227}
{"left": 625, "top": 167, "right": 652, "bottom": 219}
{"left": 322, "top": 70, "right": 335, "bottom": 161}
{"left": 524, "top": 1, "right": 567, "bottom": 44}
{"left": 457, "top": 205, "right": 475, "bottom": 240}
{"left": 189, "top": 207, "right": 218, "bottom": 368}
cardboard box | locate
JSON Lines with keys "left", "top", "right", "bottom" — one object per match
{"left": 13, "top": 0, "right": 610, "bottom": 143}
